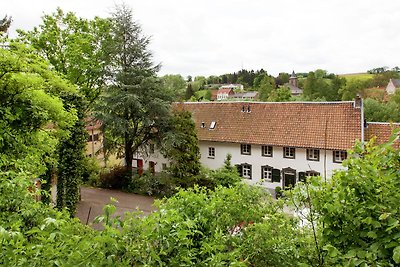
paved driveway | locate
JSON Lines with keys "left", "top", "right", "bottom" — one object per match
{"left": 76, "top": 187, "right": 157, "bottom": 228}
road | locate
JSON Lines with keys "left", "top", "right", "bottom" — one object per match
{"left": 76, "top": 186, "right": 157, "bottom": 229}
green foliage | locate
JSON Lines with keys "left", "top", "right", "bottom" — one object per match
{"left": 126, "top": 171, "right": 177, "bottom": 197}
{"left": 98, "top": 166, "right": 130, "bottom": 189}
{"left": 303, "top": 71, "right": 343, "bottom": 101}
{"left": 258, "top": 75, "right": 275, "bottom": 101}
{"left": 120, "top": 183, "right": 310, "bottom": 266}
{"left": 310, "top": 132, "right": 400, "bottom": 265}
{"left": 209, "top": 154, "right": 242, "bottom": 187}
{"left": 268, "top": 86, "right": 292, "bottom": 102}
{"left": 364, "top": 98, "right": 400, "bottom": 122}
{"left": 0, "top": 40, "right": 76, "bottom": 176}
{"left": 162, "top": 74, "right": 187, "bottom": 100}
{"left": 161, "top": 110, "right": 201, "bottom": 184}
{"left": 18, "top": 8, "right": 113, "bottom": 105}
{"left": 95, "top": 4, "right": 172, "bottom": 172}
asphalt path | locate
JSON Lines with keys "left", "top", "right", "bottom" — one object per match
{"left": 76, "top": 186, "right": 156, "bottom": 229}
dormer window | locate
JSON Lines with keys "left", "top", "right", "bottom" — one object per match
{"left": 201, "top": 122, "right": 205, "bottom": 128}
{"left": 209, "top": 121, "right": 216, "bottom": 129}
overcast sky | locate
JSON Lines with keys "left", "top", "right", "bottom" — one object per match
{"left": 4, "top": 0, "right": 400, "bottom": 77}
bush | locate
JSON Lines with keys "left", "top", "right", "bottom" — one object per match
{"left": 126, "top": 171, "right": 177, "bottom": 197}
{"left": 82, "top": 157, "right": 101, "bottom": 186}
{"left": 98, "top": 166, "right": 130, "bottom": 189}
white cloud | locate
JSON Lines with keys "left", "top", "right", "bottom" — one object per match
{"left": 3, "top": 0, "right": 400, "bottom": 77}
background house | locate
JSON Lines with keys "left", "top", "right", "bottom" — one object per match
{"left": 385, "top": 78, "right": 400, "bottom": 94}
{"left": 216, "top": 88, "right": 235, "bottom": 100}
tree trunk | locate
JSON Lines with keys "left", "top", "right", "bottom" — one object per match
{"left": 124, "top": 135, "right": 133, "bottom": 172}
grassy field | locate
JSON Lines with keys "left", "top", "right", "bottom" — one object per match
{"left": 338, "top": 72, "right": 374, "bottom": 81}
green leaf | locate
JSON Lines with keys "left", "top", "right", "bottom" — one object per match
{"left": 393, "top": 246, "right": 400, "bottom": 264}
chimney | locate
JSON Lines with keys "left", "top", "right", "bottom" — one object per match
{"left": 354, "top": 94, "right": 362, "bottom": 109}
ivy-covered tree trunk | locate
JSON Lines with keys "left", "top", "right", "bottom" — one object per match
{"left": 56, "top": 94, "right": 87, "bottom": 216}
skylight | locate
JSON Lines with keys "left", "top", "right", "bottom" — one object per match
{"left": 210, "top": 121, "right": 216, "bottom": 129}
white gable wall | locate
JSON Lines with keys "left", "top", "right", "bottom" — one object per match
{"left": 386, "top": 80, "right": 397, "bottom": 94}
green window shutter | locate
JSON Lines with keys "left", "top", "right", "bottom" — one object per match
{"left": 272, "top": 168, "right": 281, "bottom": 182}
{"left": 298, "top": 172, "right": 306, "bottom": 182}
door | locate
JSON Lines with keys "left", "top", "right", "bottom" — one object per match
{"left": 282, "top": 167, "right": 296, "bottom": 190}
{"left": 149, "top": 161, "right": 155, "bottom": 175}
{"left": 137, "top": 159, "right": 143, "bottom": 175}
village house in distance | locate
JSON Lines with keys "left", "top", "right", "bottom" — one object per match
{"left": 86, "top": 97, "right": 399, "bottom": 191}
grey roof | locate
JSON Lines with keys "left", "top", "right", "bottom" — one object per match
{"left": 231, "top": 91, "right": 258, "bottom": 98}
{"left": 290, "top": 70, "right": 296, "bottom": 78}
{"left": 391, "top": 79, "right": 400, "bottom": 87}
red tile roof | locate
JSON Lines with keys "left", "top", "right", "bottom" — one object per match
{"left": 174, "top": 101, "right": 362, "bottom": 150}
{"left": 365, "top": 122, "right": 400, "bottom": 148}
{"left": 217, "top": 88, "right": 234, "bottom": 94}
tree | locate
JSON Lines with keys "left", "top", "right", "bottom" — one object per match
{"left": 0, "top": 15, "right": 12, "bottom": 33}
{"left": 160, "top": 110, "right": 201, "bottom": 184}
{"left": 161, "top": 74, "right": 186, "bottom": 100}
{"left": 258, "top": 75, "right": 275, "bottom": 101}
{"left": 0, "top": 40, "right": 76, "bottom": 176}
{"left": 268, "top": 86, "right": 292, "bottom": 102}
{"left": 95, "top": 4, "right": 172, "bottom": 172}
{"left": 185, "top": 83, "right": 194, "bottom": 100}
{"left": 18, "top": 8, "right": 113, "bottom": 105}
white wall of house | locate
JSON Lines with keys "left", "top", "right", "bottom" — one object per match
{"left": 139, "top": 150, "right": 170, "bottom": 173}
{"left": 199, "top": 141, "right": 346, "bottom": 190}
{"left": 144, "top": 140, "right": 346, "bottom": 190}
{"left": 386, "top": 80, "right": 397, "bottom": 94}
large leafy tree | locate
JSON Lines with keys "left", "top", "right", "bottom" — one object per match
{"left": 95, "top": 4, "right": 172, "bottom": 172}
{"left": 18, "top": 8, "right": 112, "bottom": 105}
{"left": 18, "top": 9, "right": 113, "bottom": 214}
{"left": 0, "top": 40, "right": 76, "bottom": 176}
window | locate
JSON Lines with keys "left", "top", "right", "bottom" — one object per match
{"left": 209, "top": 121, "right": 216, "bottom": 129}
{"left": 201, "top": 122, "right": 205, "bottom": 128}
{"left": 307, "top": 149, "right": 320, "bottom": 161}
{"left": 262, "top": 145, "right": 273, "bottom": 157}
{"left": 261, "top": 165, "right": 272, "bottom": 182}
{"left": 241, "top": 144, "right": 251, "bottom": 155}
{"left": 283, "top": 147, "right": 295, "bottom": 159}
{"left": 208, "top": 147, "right": 215, "bottom": 158}
{"left": 149, "top": 144, "right": 155, "bottom": 154}
{"left": 333, "top": 150, "right": 347, "bottom": 163}
{"left": 88, "top": 133, "right": 99, "bottom": 142}
{"left": 242, "top": 164, "right": 252, "bottom": 179}
{"left": 306, "top": 170, "right": 320, "bottom": 177}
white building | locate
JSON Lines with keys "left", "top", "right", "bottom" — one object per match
{"left": 386, "top": 78, "right": 400, "bottom": 95}
{"left": 142, "top": 99, "right": 368, "bottom": 191}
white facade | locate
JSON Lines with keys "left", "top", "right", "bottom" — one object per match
{"left": 217, "top": 92, "right": 229, "bottom": 100}
{"left": 144, "top": 140, "right": 347, "bottom": 190}
{"left": 386, "top": 79, "right": 398, "bottom": 95}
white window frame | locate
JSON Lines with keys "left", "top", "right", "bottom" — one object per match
{"left": 208, "top": 147, "right": 215, "bottom": 158}
{"left": 242, "top": 164, "right": 252, "bottom": 179}
{"left": 333, "top": 150, "right": 347, "bottom": 163}
{"left": 210, "top": 121, "right": 216, "bottom": 129}
{"left": 262, "top": 165, "right": 272, "bottom": 182}
{"left": 307, "top": 149, "right": 320, "bottom": 161}
{"left": 262, "top": 145, "right": 273, "bottom": 157}
{"left": 241, "top": 144, "right": 251, "bottom": 155}
{"left": 283, "top": 147, "right": 295, "bottom": 159}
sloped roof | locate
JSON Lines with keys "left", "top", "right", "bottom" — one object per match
{"left": 391, "top": 79, "right": 400, "bottom": 88}
{"left": 217, "top": 88, "right": 234, "bottom": 94}
{"left": 174, "top": 101, "right": 362, "bottom": 150}
{"left": 365, "top": 122, "right": 400, "bottom": 147}
{"left": 232, "top": 91, "right": 258, "bottom": 98}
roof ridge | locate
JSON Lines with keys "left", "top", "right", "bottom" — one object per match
{"left": 176, "top": 101, "right": 355, "bottom": 105}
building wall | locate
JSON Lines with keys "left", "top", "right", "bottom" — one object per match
{"left": 144, "top": 140, "right": 346, "bottom": 190}
{"left": 386, "top": 80, "right": 397, "bottom": 94}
